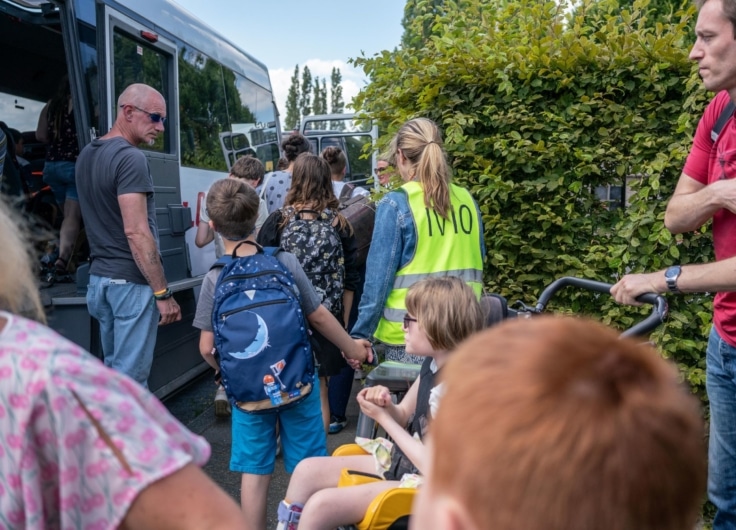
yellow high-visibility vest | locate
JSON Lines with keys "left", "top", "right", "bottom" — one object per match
{"left": 374, "top": 181, "right": 484, "bottom": 345}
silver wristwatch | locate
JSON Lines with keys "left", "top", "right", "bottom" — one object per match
{"left": 664, "top": 265, "right": 682, "bottom": 294}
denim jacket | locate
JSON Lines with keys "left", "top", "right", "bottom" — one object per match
{"left": 350, "top": 187, "right": 486, "bottom": 341}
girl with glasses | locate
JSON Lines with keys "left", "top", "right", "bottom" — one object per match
{"left": 275, "top": 276, "right": 484, "bottom": 530}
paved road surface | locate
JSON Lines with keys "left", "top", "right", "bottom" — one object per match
{"left": 164, "top": 371, "right": 365, "bottom": 529}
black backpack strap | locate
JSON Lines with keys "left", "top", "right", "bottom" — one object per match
{"left": 293, "top": 208, "right": 320, "bottom": 220}
{"left": 211, "top": 241, "right": 263, "bottom": 271}
{"left": 712, "top": 100, "right": 736, "bottom": 142}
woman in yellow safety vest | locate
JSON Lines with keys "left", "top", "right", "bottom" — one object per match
{"left": 350, "top": 117, "right": 485, "bottom": 364}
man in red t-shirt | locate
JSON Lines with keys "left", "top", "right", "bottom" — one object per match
{"left": 611, "top": 0, "right": 736, "bottom": 526}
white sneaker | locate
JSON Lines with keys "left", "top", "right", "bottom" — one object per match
{"left": 214, "top": 385, "right": 231, "bottom": 417}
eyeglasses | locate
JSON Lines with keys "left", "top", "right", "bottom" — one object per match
{"left": 374, "top": 167, "right": 389, "bottom": 175}
{"left": 402, "top": 315, "right": 418, "bottom": 329}
{"left": 121, "top": 104, "right": 167, "bottom": 125}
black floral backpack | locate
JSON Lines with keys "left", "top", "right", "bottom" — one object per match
{"left": 279, "top": 207, "right": 345, "bottom": 319}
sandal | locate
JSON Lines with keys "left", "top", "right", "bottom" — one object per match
{"left": 54, "top": 256, "right": 68, "bottom": 272}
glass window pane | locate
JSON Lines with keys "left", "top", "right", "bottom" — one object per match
{"left": 230, "top": 74, "right": 280, "bottom": 172}
{"left": 113, "top": 28, "right": 170, "bottom": 153}
{"left": 178, "top": 46, "right": 228, "bottom": 170}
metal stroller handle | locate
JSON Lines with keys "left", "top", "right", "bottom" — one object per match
{"left": 533, "top": 276, "right": 669, "bottom": 338}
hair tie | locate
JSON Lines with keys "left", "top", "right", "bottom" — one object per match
{"left": 426, "top": 140, "right": 439, "bottom": 146}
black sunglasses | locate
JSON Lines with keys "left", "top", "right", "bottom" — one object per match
{"left": 121, "top": 104, "right": 167, "bottom": 125}
{"left": 402, "top": 315, "right": 417, "bottom": 328}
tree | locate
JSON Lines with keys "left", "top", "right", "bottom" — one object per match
{"left": 284, "top": 64, "right": 300, "bottom": 130}
{"left": 321, "top": 78, "right": 328, "bottom": 115}
{"left": 580, "top": 0, "right": 690, "bottom": 28}
{"left": 330, "top": 67, "right": 345, "bottom": 130}
{"left": 312, "top": 77, "right": 325, "bottom": 119}
{"left": 353, "top": 0, "right": 710, "bottom": 399}
{"left": 401, "top": 0, "right": 447, "bottom": 49}
{"left": 299, "top": 65, "right": 312, "bottom": 119}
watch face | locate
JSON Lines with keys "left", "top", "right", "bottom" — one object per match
{"left": 666, "top": 266, "right": 681, "bottom": 280}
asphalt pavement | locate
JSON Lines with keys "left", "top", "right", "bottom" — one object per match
{"left": 164, "top": 370, "right": 365, "bottom": 529}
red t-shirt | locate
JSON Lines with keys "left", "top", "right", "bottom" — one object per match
{"left": 683, "top": 90, "right": 736, "bottom": 345}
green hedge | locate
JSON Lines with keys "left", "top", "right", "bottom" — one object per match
{"left": 354, "top": 0, "right": 714, "bottom": 399}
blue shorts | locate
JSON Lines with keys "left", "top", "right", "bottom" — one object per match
{"left": 230, "top": 375, "right": 326, "bottom": 474}
{"left": 43, "top": 160, "right": 78, "bottom": 206}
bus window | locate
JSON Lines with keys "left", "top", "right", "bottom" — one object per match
{"left": 112, "top": 28, "right": 170, "bottom": 153}
{"left": 178, "top": 46, "right": 228, "bottom": 171}
{"left": 344, "top": 135, "right": 372, "bottom": 183}
{"left": 230, "top": 74, "right": 280, "bottom": 172}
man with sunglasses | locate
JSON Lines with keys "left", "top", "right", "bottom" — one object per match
{"left": 76, "top": 83, "right": 181, "bottom": 388}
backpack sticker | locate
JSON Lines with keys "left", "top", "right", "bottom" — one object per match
{"left": 229, "top": 311, "right": 269, "bottom": 359}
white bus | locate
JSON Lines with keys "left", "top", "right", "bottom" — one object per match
{"left": 0, "top": 0, "right": 282, "bottom": 397}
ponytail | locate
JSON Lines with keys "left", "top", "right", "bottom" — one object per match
{"left": 392, "top": 118, "right": 451, "bottom": 217}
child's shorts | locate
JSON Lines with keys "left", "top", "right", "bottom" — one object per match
{"left": 230, "top": 375, "right": 326, "bottom": 474}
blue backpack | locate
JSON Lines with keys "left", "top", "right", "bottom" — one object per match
{"left": 211, "top": 241, "right": 315, "bottom": 413}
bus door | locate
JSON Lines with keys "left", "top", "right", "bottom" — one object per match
{"left": 102, "top": 7, "right": 191, "bottom": 282}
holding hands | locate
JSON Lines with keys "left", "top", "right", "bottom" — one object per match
{"left": 342, "top": 338, "right": 373, "bottom": 367}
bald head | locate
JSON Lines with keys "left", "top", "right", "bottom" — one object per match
{"left": 117, "top": 83, "right": 164, "bottom": 109}
{"left": 113, "top": 83, "right": 166, "bottom": 146}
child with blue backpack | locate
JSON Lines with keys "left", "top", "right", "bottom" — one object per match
{"left": 192, "top": 178, "right": 372, "bottom": 530}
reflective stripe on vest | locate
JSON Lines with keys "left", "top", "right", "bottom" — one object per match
{"left": 374, "top": 181, "right": 484, "bottom": 345}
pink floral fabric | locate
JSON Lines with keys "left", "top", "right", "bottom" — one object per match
{"left": 0, "top": 312, "right": 210, "bottom": 529}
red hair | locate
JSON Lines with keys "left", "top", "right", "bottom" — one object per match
{"left": 430, "top": 316, "right": 706, "bottom": 530}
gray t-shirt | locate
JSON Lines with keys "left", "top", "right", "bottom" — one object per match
{"left": 261, "top": 170, "right": 291, "bottom": 214}
{"left": 193, "top": 250, "right": 321, "bottom": 332}
{"left": 76, "top": 137, "right": 158, "bottom": 284}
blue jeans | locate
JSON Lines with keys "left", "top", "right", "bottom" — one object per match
{"left": 708, "top": 325, "right": 736, "bottom": 530}
{"left": 86, "top": 274, "right": 159, "bottom": 387}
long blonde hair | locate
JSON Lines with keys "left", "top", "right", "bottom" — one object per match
{"left": 390, "top": 118, "right": 451, "bottom": 217}
{"left": 0, "top": 200, "right": 45, "bottom": 322}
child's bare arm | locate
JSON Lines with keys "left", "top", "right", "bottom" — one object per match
{"left": 198, "top": 331, "right": 219, "bottom": 371}
{"left": 194, "top": 221, "right": 214, "bottom": 248}
{"left": 357, "top": 379, "right": 427, "bottom": 472}
{"left": 307, "top": 305, "right": 372, "bottom": 362}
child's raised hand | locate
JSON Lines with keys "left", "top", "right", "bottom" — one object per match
{"left": 358, "top": 385, "right": 392, "bottom": 407}
{"left": 357, "top": 386, "right": 392, "bottom": 422}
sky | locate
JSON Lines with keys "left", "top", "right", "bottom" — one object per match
{"left": 173, "top": 0, "right": 406, "bottom": 119}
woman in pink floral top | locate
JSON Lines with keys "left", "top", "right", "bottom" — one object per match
{"left": 0, "top": 201, "right": 245, "bottom": 529}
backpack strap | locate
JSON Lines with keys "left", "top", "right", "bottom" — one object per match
{"left": 292, "top": 209, "right": 321, "bottom": 220}
{"left": 338, "top": 183, "right": 355, "bottom": 203}
{"left": 210, "top": 240, "right": 263, "bottom": 271}
{"left": 712, "top": 100, "right": 736, "bottom": 142}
